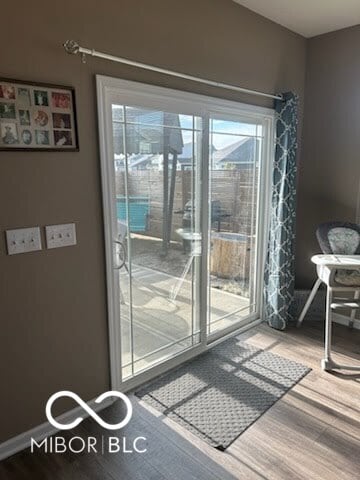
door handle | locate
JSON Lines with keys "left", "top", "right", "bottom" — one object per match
{"left": 114, "top": 240, "right": 126, "bottom": 270}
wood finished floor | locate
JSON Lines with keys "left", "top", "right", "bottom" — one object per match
{"left": 1, "top": 320, "right": 359, "bottom": 479}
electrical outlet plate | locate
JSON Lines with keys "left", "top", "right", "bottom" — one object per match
{"left": 45, "top": 223, "right": 77, "bottom": 249}
{"left": 6, "top": 227, "right": 42, "bottom": 255}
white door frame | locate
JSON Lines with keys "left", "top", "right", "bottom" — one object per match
{"left": 96, "top": 75, "right": 275, "bottom": 392}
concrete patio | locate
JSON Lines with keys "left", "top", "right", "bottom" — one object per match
{"left": 119, "top": 264, "right": 251, "bottom": 378}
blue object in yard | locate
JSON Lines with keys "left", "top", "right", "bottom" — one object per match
{"left": 116, "top": 196, "right": 149, "bottom": 232}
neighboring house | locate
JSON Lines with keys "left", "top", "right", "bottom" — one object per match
{"left": 113, "top": 113, "right": 258, "bottom": 171}
{"left": 212, "top": 137, "right": 258, "bottom": 169}
{"left": 112, "top": 108, "right": 183, "bottom": 163}
{"left": 179, "top": 140, "right": 257, "bottom": 170}
{"left": 115, "top": 140, "right": 258, "bottom": 171}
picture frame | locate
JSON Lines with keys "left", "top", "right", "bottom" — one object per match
{"left": 0, "top": 77, "right": 79, "bottom": 151}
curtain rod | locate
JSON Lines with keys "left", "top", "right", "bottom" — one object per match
{"left": 63, "top": 40, "right": 283, "bottom": 101}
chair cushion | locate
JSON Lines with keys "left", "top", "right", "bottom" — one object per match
{"left": 335, "top": 269, "right": 360, "bottom": 286}
{"left": 328, "top": 227, "right": 360, "bottom": 255}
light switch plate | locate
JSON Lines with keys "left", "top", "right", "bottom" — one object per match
{"left": 45, "top": 223, "right": 77, "bottom": 249}
{"left": 6, "top": 227, "right": 42, "bottom": 255}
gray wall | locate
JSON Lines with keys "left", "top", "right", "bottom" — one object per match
{"left": 0, "top": 0, "right": 306, "bottom": 442}
{"left": 296, "top": 25, "right": 360, "bottom": 288}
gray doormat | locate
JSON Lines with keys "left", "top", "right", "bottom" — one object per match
{"left": 135, "top": 336, "right": 310, "bottom": 450}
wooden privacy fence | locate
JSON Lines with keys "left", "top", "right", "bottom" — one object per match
{"left": 115, "top": 168, "right": 257, "bottom": 241}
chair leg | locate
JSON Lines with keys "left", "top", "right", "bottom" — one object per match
{"left": 348, "top": 290, "right": 359, "bottom": 329}
{"left": 297, "top": 278, "right": 322, "bottom": 327}
{"left": 321, "top": 287, "right": 334, "bottom": 371}
{"left": 321, "top": 287, "right": 360, "bottom": 372}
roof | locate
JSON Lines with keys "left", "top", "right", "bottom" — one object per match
{"left": 213, "top": 137, "right": 257, "bottom": 164}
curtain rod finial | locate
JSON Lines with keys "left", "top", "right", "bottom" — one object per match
{"left": 63, "top": 40, "right": 80, "bottom": 55}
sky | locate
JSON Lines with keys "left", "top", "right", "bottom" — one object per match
{"left": 181, "top": 119, "right": 261, "bottom": 150}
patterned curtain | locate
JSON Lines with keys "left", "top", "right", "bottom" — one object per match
{"left": 264, "top": 92, "right": 299, "bottom": 330}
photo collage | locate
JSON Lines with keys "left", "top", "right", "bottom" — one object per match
{"left": 0, "top": 80, "right": 77, "bottom": 150}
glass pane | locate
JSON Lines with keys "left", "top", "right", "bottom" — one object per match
{"left": 208, "top": 120, "right": 262, "bottom": 334}
{"left": 112, "top": 107, "right": 202, "bottom": 379}
{"left": 112, "top": 104, "right": 124, "bottom": 122}
{"left": 210, "top": 118, "right": 259, "bottom": 136}
{"left": 120, "top": 106, "right": 195, "bottom": 130}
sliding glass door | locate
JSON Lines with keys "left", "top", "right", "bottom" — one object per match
{"left": 97, "top": 76, "right": 274, "bottom": 387}
{"left": 208, "top": 115, "right": 264, "bottom": 335}
{"left": 112, "top": 106, "right": 203, "bottom": 379}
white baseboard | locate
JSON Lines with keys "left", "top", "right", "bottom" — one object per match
{"left": 0, "top": 395, "right": 115, "bottom": 462}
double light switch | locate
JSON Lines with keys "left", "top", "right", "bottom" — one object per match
{"left": 5, "top": 223, "right": 77, "bottom": 255}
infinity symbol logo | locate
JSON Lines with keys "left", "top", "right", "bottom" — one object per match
{"left": 46, "top": 391, "right": 133, "bottom": 430}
